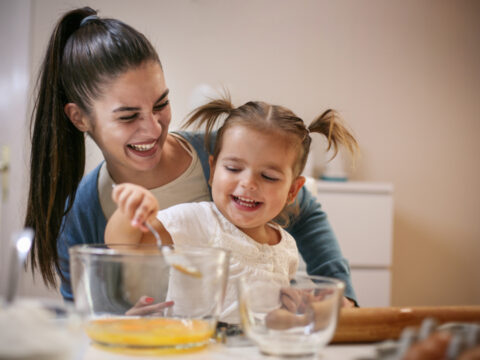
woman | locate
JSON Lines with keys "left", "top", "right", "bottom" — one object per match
{"left": 24, "top": 7, "right": 357, "bottom": 306}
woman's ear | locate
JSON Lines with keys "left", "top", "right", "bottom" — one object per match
{"left": 208, "top": 155, "right": 216, "bottom": 186}
{"left": 287, "top": 176, "right": 306, "bottom": 204}
{"left": 64, "top": 103, "right": 90, "bottom": 132}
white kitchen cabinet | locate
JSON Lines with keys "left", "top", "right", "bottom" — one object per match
{"left": 314, "top": 181, "right": 394, "bottom": 307}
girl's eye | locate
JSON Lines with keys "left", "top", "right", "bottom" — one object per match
{"left": 225, "top": 166, "right": 240, "bottom": 172}
{"left": 262, "top": 174, "right": 279, "bottom": 181}
{"left": 118, "top": 113, "right": 138, "bottom": 121}
{"left": 153, "top": 100, "right": 169, "bottom": 112}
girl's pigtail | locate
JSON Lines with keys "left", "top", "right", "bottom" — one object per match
{"left": 25, "top": 8, "right": 94, "bottom": 287}
{"left": 308, "top": 109, "right": 359, "bottom": 163}
{"left": 183, "top": 96, "right": 234, "bottom": 152}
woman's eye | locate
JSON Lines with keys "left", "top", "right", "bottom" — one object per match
{"left": 118, "top": 113, "right": 138, "bottom": 121}
{"left": 153, "top": 100, "right": 169, "bottom": 112}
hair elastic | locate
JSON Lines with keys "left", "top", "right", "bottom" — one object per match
{"left": 80, "top": 14, "right": 99, "bottom": 27}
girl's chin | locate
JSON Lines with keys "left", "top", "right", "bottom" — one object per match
{"left": 228, "top": 214, "right": 264, "bottom": 230}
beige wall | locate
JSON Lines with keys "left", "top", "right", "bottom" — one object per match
{"left": 27, "top": 0, "right": 480, "bottom": 305}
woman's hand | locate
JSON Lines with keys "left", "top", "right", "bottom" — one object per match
{"left": 125, "top": 295, "right": 175, "bottom": 316}
{"left": 112, "top": 183, "right": 159, "bottom": 232}
{"left": 269, "top": 287, "right": 355, "bottom": 331}
{"left": 279, "top": 287, "right": 306, "bottom": 312}
{"left": 342, "top": 297, "right": 356, "bottom": 308}
{"left": 267, "top": 287, "right": 342, "bottom": 331}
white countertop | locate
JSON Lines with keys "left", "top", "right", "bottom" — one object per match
{"left": 77, "top": 341, "right": 377, "bottom": 360}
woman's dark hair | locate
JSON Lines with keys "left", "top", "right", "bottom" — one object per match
{"left": 25, "top": 7, "right": 161, "bottom": 287}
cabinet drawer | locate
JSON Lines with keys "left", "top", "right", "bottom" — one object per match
{"left": 351, "top": 268, "right": 391, "bottom": 307}
{"left": 317, "top": 182, "right": 393, "bottom": 267}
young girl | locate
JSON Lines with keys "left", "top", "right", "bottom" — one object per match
{"left": 106, "top": 97, "right": 358, "bottom": 322}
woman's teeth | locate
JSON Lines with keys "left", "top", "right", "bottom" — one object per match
{"left": 128, "top": 142, "right": 155, "bottom": 151}
{"left": 233, "top": 196, "right": 260, "bottom": 208}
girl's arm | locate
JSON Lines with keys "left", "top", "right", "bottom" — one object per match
{"left": 105, "top": 183, "right": 164, "bottom": 246}
{"left": 105, "top": 206, "right": 146, "bottom": 246}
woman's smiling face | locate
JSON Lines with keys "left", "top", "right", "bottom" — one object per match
{"left": 83, "top": 61, "right": 171, "bottom": 181}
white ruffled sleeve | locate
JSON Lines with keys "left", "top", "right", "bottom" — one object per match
{"left": 156, "top": 202, "right": 215, "bottom": 247}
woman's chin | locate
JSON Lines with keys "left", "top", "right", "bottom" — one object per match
{"left": 125, "top": 155, "right": 162, "bottom": 173}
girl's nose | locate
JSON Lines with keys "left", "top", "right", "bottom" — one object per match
{"left": 240, "top": 173, "right": 257, "bottom": 190}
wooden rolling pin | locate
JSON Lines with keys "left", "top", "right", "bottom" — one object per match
{"left": 332, "top": 306, "right": 480, "bottom": 343}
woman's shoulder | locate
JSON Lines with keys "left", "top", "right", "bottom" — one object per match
{"left": 172, "top": 130, "right": 217, "bottom": 153}
{"left": 75, "top": 163, "right": 103, "bottom": 203}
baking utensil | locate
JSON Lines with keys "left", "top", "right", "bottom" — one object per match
{"left": 144, "top": 221, "right": 201, "bottom": 278}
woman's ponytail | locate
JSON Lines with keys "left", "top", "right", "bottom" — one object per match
{"left": 26, "top": 6, "right": 161, "bottom": 287}
{"left": 25, "top": 8, "right": 96, "bottom": 287}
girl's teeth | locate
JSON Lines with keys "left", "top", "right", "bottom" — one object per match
{"left": 234, "top": 196, "right": 259, "bottom": 208}
{"left": 129, "top": 142, "right": 155, "bottom": 151}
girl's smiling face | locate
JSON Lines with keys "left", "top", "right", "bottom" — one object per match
{"left": 209, "top": 125, "right": 305, "bottom": 238}
{"left": 67, "top": 61, "right": 171, "bottom": 182}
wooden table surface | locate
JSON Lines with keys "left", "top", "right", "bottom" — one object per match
{"left": 333, "top": 305, "right": 480, "bottom": 343}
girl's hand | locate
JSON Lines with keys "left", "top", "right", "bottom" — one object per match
{"left": 112, "top": 183, "right": 159, "bottom": 232}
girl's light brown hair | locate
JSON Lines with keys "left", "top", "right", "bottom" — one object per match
{"left": 183, "top": 95, "right": 358, "bottom": 177}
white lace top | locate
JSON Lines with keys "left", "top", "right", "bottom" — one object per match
{"left": 156, "top": 202, "right": 299, "bottom": 323}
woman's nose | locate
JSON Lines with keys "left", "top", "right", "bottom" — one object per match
{"left": 143, "top": 112, "right": 163, "bottom": 133}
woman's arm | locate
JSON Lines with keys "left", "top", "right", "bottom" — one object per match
{"left": 286, "top": 186, "right": 358, "bottom": 306}
{"left": 57, "top": 165, "right": 107, "bottom": 301}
